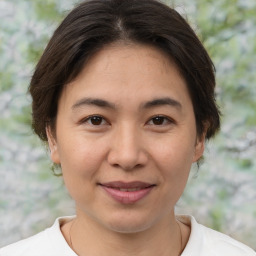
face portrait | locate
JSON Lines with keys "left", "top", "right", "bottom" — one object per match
{"left": 3, "top": 0, "right": 256, "bottom": 253}
{"left": 47, "top": 43, "right": 205, "bottom": 234}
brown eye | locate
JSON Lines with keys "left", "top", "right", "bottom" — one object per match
{"left": 89, "top": 116, "right": 104, "bottom": 125}
{"left": 147, "top": 115, "right": 174, "bottom": 126}
{"left": 152, "top": 116, "right": 165, "bottom": 125}
{"left": 82, "top": 115, "right": 108, "bottom": 126}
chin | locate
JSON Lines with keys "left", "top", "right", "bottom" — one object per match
{"left": 105, "top": 214, "right": 156, "bottom": 234}
{"left": 108, "top": 223, "right": 151, "bottom": 234}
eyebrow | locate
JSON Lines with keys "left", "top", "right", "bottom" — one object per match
{"left": 141, "top": 97, "right": 182, "bottom": 110}
{"left": 72, "top": 97, "right": 116, "bottom": 110}
{"left": 72, "top": 97, "right": 182, "bottom": 111}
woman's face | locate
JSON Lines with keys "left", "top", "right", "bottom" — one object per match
{"left": 47, "top": 43, "right": 205, "bottom": 233}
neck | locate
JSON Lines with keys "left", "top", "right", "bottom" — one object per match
{"left": 67, "top": 209, "right": 183, "bottom": 256}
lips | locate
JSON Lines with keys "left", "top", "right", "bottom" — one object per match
{"left": 99, "top": 181, "right": 155, "bottom": 204}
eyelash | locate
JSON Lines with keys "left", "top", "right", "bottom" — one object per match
{"left": 146, "top": 115, "right": 175, "bottom": 126}
{"left": 80, "top": 115, "right": 109, "bottom": 126}
{"left": 80, "top": 115, "right": 175, "bottom": 127}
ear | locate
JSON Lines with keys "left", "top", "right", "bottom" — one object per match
{"left": 192, "top": 131, "right": 207, "bottom": 163}
{"left": 193, "top": 122, "right": 209, "bottom": 162}
{"left": 46, "top": 126, "right": 60, "bottom": 164}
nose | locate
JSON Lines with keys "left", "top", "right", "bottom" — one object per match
{"left": 107, "top": 125, "right": 148, "bottom": 171}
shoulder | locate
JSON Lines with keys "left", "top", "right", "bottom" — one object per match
{"left": 0, "top": 229, "right": 50, "bottom": 256}
{"left": 177, "top": 215, "right": 256, "bottom": 256}
{"left": 0, "top": 216, "right": 76, "bottom": 256}
{"left": 201, "top": 223, "right": 256, "bottom": 255}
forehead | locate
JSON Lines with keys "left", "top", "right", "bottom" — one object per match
{"left": 78, "top": 43, "right": 178, "bottom": 79}
{"left": 60, "top": 43, "right": 191, "bottom": 110}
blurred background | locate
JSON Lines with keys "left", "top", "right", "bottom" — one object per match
{"left": 0, "top": 0, "right": 255, "bottom": 250}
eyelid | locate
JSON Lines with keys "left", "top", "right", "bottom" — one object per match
{"left": 79, "top": 114, "right": 110, "bottom": 126}
{"left": 78, "top": 114, "right": 175, "bottom": 127}
{"left": 146, "top": 115, "right": 176, "bottom": 125}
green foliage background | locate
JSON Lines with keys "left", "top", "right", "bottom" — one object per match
{"left": 0, "top": 0, "right": 255, "bottom": 250}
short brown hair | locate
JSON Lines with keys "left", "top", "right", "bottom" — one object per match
{"left": 29, "top": 0, "right": 220, "bottom": 141}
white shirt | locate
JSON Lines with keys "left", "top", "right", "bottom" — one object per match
{"left": 0, "top": 215, "right": 255, "bottom": 256}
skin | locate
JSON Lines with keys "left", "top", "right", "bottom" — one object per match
{"left": 47, "top": 43, "right": 206, "bottom": 256}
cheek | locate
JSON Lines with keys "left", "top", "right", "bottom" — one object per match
{"left": 57, "top": 135, "right": 107, "bottom": 177}
{"left": 151, "top": 134, "right": 195, "bottom": 197}
{"left": 153, "top": 136, "right": 195, "bottom": 170}
{"left": 58, "top": 137, "right": 107, "bottom": 203}
{"left": 155, "top": 140, "right": 194, "bottom": 197}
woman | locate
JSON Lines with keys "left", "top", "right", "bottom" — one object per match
{"left": 1, "top": 0, "right": 255, "bottom": 255}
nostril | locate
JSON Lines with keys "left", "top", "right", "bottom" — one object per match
{"left": 107, "top": 143, "right": 149, "bottom": 170}
{"left": 111, "top": 163, "right": 144, "bottom": 171}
